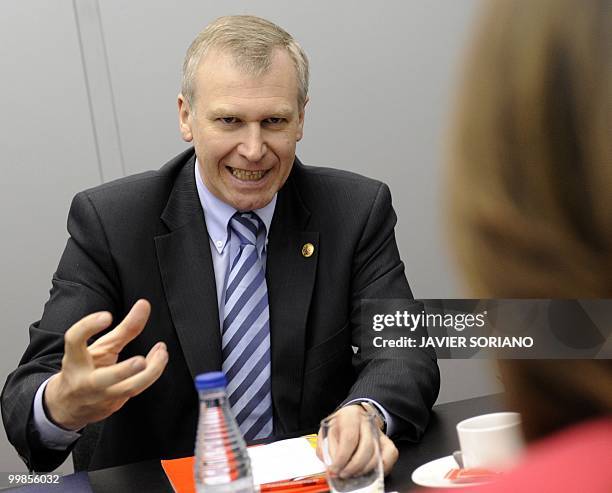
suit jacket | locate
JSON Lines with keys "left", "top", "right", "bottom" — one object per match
{"left": 1, "top": 148, "right": 439, "bottom": 472}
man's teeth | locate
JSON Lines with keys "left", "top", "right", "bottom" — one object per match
{"left": 230, "top": 167, "right": 266, "bottom": 180}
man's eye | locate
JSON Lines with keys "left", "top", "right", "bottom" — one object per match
{"left": 264, "top": 117, "right": 285, "bottom": 125}
{"left": 219, "top": 117, "right": 238, "bottom": 125}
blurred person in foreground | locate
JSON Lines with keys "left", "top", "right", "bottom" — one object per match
{"left": 440, "top": 0, "right": 612, "bottom": 491}
{"left": 1, "top": 15, "right": 439, "bottom": 473}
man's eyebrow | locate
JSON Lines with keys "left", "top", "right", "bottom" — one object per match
{"left": 265, "top": 107, "right": 294, "bottom": 118}
{"left": 207, "top": 107, "right": 295, "bottom": 119}
{"left": 207, "top": 107, "right": 237, "bottom": 118}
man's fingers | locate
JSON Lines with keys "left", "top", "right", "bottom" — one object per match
{"left": 326, "top": 408, "right": 360, "bottom": 474}
{"left": 89, "top": 300, "right": 151, "bottom": 356}
{"left": 338, "top": 414, "right": 375, "bottom": 478}
{"left": 380, "top": 434, "right": 399, "bottom": 476}
{"left": 106, "top": 342, "right": 168, "bottom": 399}
{"left": 363, "top": 453, "right": 379, "bottom": 478}
{"left": 90, "top": 356, "right": 146, "bottom": 389}
{"left": 64, "top": 311, "right": 113, "bottom": 368}
{"left": 330, "top": 438, "right": 357, "bottom": 474}
{"left": 355, "top": 432, "right": 395, "bottom": 477}
{"left": 323, "top": 406, "right": 397, "bottom": 480}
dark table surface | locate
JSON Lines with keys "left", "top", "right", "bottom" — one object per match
{"left": 7, "top": 393, "right": 506, "bottom": 493}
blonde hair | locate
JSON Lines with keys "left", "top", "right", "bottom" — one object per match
{"left": 499, "top": 359, "right": 612, "bottom": 442}
{"left": 181, "top": 15, "right": 309, "bottom": 110}
{"left": 449, "top": 0, "right": 612, "bottom": 440}
{"left": 448, "top": 0, "right": 612, "bottom": 297}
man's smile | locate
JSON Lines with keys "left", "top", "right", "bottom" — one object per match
{"left": 226, "top": 165, "right": 269, "bottom": 182}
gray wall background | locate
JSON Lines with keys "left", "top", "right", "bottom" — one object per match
{"left": 0, "top": 0, "right": 501, "bottom": 474}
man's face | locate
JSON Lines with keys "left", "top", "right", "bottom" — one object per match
{"left": 178, "top": 48, "right": 306, "bottom": 211}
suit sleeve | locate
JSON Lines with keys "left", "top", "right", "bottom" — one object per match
{"left": 341, "top": 182, "right": 440, "bottom": 440}
{"left": 1, "top": 191, "right": 121, "bottom": 471}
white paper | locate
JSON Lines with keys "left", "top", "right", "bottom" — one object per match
{"left": 248, "top": 437, "right": 326, "bottom": 485}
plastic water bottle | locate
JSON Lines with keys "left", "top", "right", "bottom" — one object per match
{"left": 194, "top": 372, "right": 255, "bottom": 493}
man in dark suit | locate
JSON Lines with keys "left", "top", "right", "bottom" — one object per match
{"left": 2, "top": 15, "right": 439, "bottom": 474}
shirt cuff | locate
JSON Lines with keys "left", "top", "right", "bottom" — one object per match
{"left": 344, "top": 398, "right": 395, "bottom": 437}
{"left": 32, "top": 377, "right": 81, "bottom": 450}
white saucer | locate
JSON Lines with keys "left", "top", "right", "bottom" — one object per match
{"left": 411, "top": 455, "right": 490, "bottom": 489}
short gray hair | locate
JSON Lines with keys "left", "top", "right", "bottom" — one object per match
{"left": 182, "top": 15, "right": 309, "bottom": 110}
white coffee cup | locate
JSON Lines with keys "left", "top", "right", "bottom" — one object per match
{"left": 456, "top": 412, "right": 524, "bottom": 470}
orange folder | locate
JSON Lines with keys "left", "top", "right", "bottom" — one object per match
{"left": 161, "top": 456, "right": 196, "bottom": 493}
{"left": 161, "top": 456, "right": 328, "bottom": 493}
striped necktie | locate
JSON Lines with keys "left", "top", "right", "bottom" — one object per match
{"left": 221, "top": 212, "right": 273, "bottom": 440}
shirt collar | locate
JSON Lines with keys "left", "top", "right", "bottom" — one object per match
{"left": 194, "top": 158, "right": 276, "bottom": 254}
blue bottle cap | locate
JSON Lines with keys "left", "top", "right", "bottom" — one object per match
{"left": 195, "top": 371, "right": 227, "bottom": 390}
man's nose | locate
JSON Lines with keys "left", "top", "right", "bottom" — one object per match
{"left": 238, "top": 125, "right": 267, "bottom": 162}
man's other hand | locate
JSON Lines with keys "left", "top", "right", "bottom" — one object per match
{"left": 44, "top": 299, "right": 168, "bottom": 431}
{"left": 316, "top": 404, "right": 399, "bottom": 478}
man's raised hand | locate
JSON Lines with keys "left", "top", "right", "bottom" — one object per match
{"left": 44, "top": 299, "right": 168, "bottom": 431}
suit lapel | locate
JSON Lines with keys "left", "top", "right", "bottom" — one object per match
{"left": 267, "top": 164, "right": 319, "bottom": 434}
{"left": 154, "top": 155, "right": 319, "bottom": 433}
{"left": 155, "top": 156, "right": 222, "bottom": 379}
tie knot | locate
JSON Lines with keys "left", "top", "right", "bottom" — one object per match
{"left": 230, "top": 212, "right": 264, "bottom": 246}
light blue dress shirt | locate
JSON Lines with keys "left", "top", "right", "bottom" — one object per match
{"left": 32, "top": 160, "right": 393, "bottom": 449}
{"left": 194, "top": 160, "right": 276, "bottom": 327}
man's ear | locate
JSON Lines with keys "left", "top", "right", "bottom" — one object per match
{"left": 296, "top": 97, "right": 309, "bottom": 142}
{"left": 178, "top": 93, "right": 193, "bottom": 142}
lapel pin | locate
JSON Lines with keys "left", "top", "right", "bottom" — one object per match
{"left": 301, "top": 243, "right": 315, "bottom": 258}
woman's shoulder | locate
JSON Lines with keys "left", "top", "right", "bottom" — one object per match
{"left": 438, "top": 418, "right": 612, "bottom": 493}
